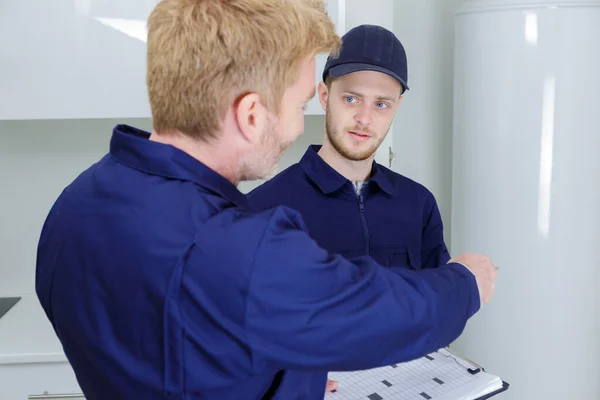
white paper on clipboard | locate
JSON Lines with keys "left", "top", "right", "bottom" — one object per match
{"left": 325, "top": 348, "right": 504, "bottom": 400}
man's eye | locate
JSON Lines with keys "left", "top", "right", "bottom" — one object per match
{"left": 376, "top": 102, "right": 389, "bottom": 109}
{"left": 345, "top": 96, "right": 357, "bottom": 103}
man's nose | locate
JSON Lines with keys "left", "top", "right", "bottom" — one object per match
{"left": 354, "top": 104, "right": 372, "bottom": 127}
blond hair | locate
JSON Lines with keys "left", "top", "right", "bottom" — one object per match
{"left": 146, "top": 0, "right": 341, "bottom": 140}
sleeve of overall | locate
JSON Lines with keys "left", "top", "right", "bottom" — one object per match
{"left": 421, "top": 191, "right": 451, "bottom": 269}
{"left": 245, "top": 207, "right": 480, "bottom": 373}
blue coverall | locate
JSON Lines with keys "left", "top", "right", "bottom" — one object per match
{"left": 35, "top": 125, "right": 479, "bottom": 400}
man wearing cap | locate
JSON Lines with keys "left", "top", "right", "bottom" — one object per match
{"left": 248, "top": 24, "right": 450, "bottom": 394}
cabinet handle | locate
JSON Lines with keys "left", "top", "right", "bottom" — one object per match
{"left": 28, "top": 394, "right": 85, "bottom": 399}
{"left": 388, "top": 146, "right": 395, "bottom": 169}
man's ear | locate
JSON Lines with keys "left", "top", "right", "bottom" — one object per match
{"left": 234, "top": 92, "right": 267, "bottom": 143}
{"left": 318, "top": 81, "right": 329, "bottom": 111}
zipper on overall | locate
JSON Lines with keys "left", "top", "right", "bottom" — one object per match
{"left": 357, "top": 192, "right": 370, "bottom": 256}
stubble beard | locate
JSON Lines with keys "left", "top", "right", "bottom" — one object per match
{"left": 325, "top": 110, "right": 385, "bottom": 162}
{"left": 239, "top": 119, "right": 290, "bottom": 182}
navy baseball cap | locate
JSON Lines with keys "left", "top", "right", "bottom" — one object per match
{"left": 323, "top": 24, "right": 409, "bottom": 94}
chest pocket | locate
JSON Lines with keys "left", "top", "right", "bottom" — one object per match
{"left": 389, "top": 246, "right": 422, "bottom": 270}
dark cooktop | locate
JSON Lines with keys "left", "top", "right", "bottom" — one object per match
{"left": 0, "top": 297, "right": 21, "bottom": 320}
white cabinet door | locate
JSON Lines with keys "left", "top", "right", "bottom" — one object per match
{"left": 0, "top": 0, "right": 159, "bottom": 120}
{"left": 305, "top": 0, "right": 347, "bottom": 115}
{"left": 0, "top": 0, "right": 346, "bottom": 120}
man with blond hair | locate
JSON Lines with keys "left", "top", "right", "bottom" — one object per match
{"left": 35, "top": 1, "right": 497, "bottom": 399}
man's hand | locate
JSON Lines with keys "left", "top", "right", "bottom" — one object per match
{"left": 326, "top": 379, "right": 339, "bottom": 392}
{"left": 449, "top": 253, "right": 497, "bottom": 304}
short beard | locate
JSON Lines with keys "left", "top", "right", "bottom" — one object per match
{"left": 325, "top": 110, "right": 385, "bottom": 161}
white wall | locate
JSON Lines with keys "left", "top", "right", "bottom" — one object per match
{"left": 392, "top": 0, "right": 465, "bottom": 249}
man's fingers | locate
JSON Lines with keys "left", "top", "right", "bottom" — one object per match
{"left": 326, "top": 379, "right": 339, "bottom": 392}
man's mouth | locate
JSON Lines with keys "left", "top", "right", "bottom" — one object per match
{"left": 348, "top": 130, "right": 371, "bottom": 140}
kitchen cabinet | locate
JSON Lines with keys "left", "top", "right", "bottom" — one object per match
{"left": 0, "top": 0, "right": 346, "bottom": 120}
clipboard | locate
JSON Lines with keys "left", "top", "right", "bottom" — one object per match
{"left": 325, "top": 348, "right": 509, "bottom": 400}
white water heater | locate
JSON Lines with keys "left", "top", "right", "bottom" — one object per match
{"left": 451, "top": 0, "right": 600, "bottom": 399}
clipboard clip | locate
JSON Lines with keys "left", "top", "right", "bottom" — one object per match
{"left": 468, "top": 367, "right": 481, "bottom": 375}
{"left": 456, "top": 352, "right": 486, "bottom": 373}
{"left": 439, "top": 347, "right": 485, "bottom": 375}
